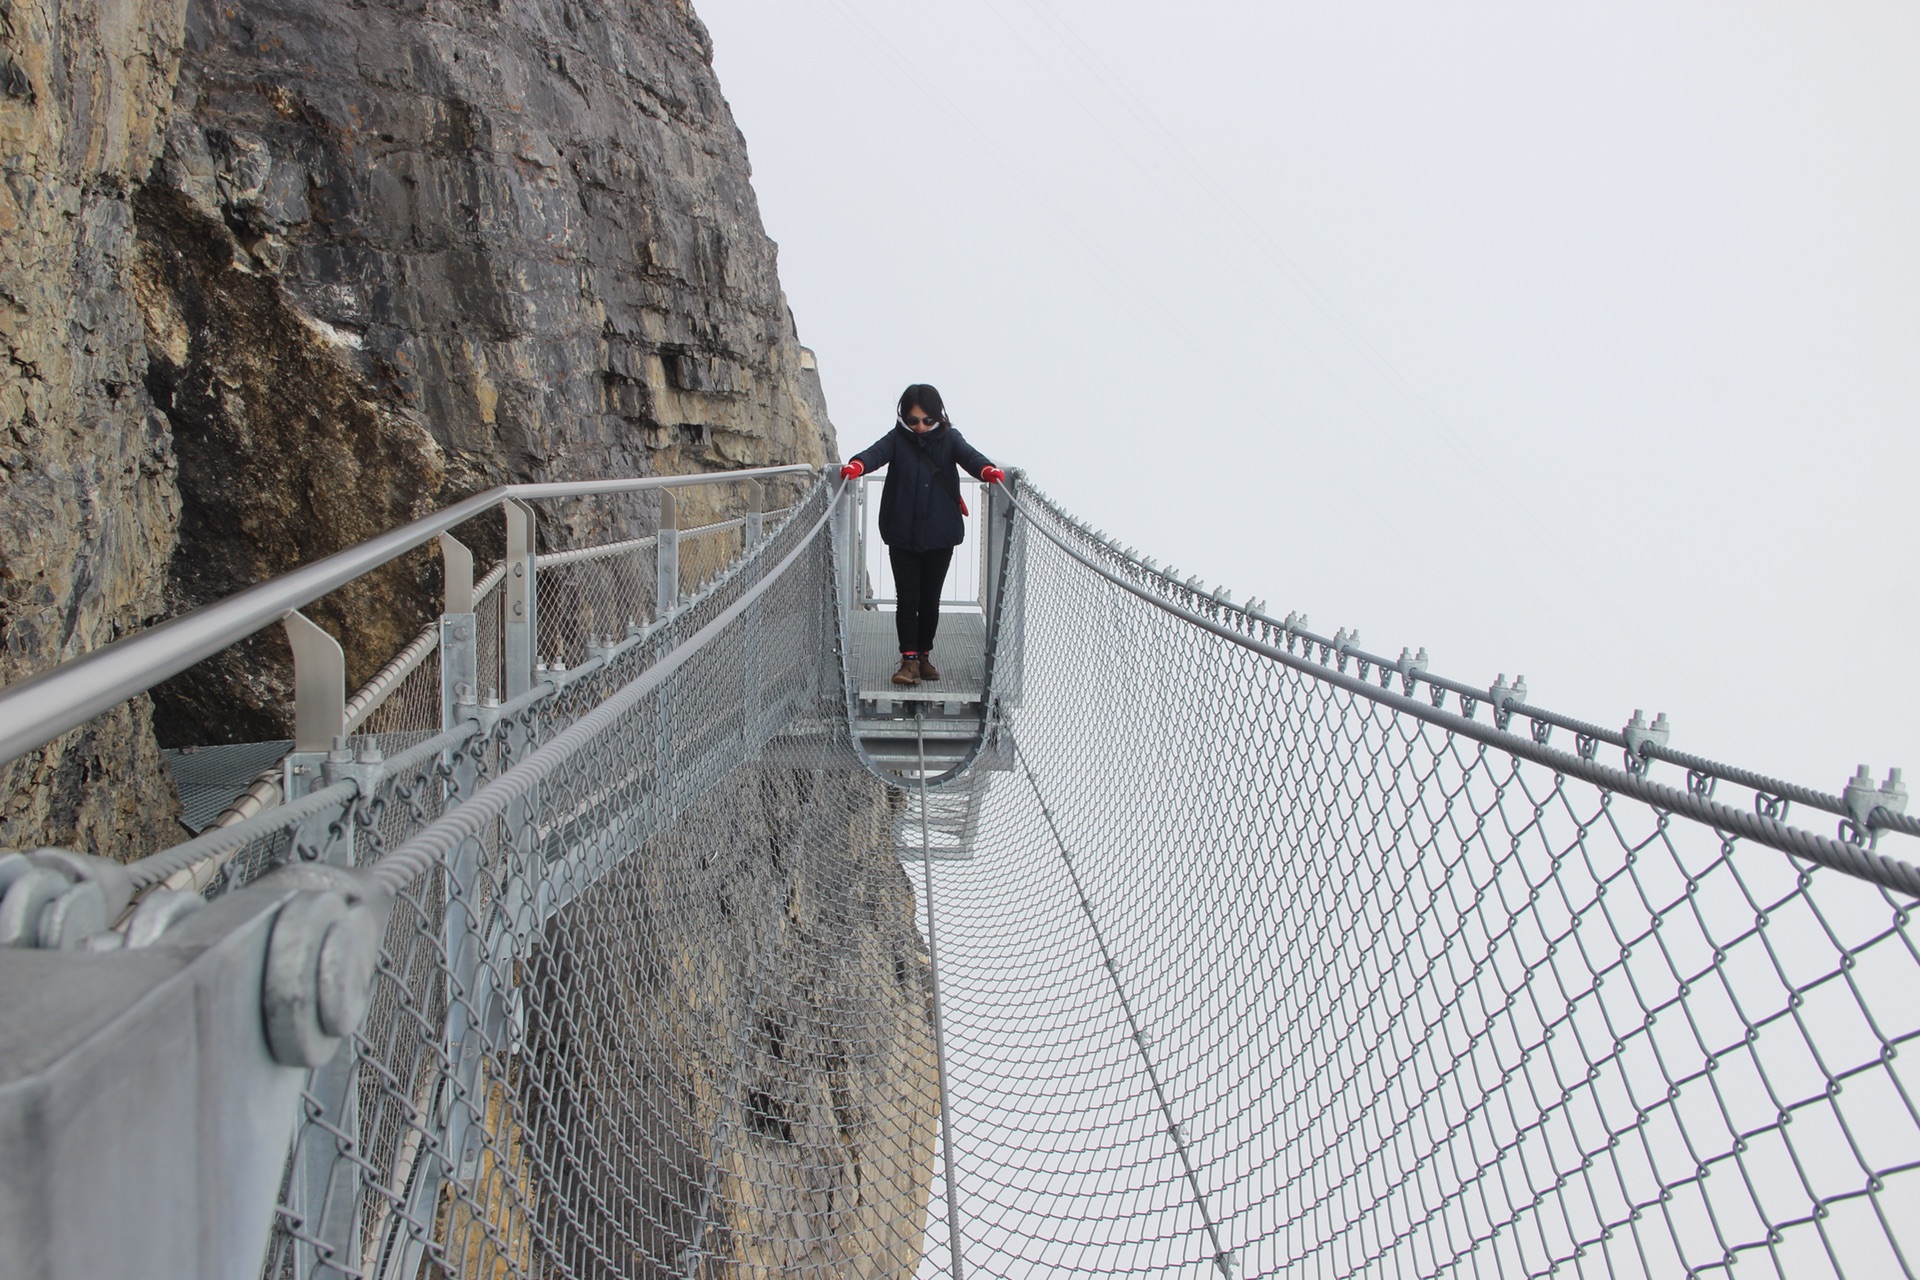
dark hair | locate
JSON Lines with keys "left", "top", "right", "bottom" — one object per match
{"left": 897, "top": 383, "right": 947, "bottom": 425}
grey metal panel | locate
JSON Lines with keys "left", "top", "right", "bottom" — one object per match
{"left": 0, "top": 886, "right": 307, "bottom": 1280}
{"left": 163, "top": 740, "right": 295, "bottom": 832}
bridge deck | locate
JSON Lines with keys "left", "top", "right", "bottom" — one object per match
{"left": 848, "top": 607, "right": 989, "bottom": 779}
{"left": 848, "top": 607, "right": 987, "bottom": 707}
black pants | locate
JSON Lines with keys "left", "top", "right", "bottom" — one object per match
{"left": 890, "top": 546, "right": 954, "bottom": 654}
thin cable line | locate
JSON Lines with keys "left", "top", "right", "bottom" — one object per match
{"left": 1015, "top": 738, "right": 1237, "bottom": 1279}
{"left": 919, "top": 711, "right": 968, "bottom": 1280}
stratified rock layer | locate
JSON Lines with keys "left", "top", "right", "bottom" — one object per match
{"left": 3, "top": 0, "right": 840, "bottom": 844}
{"left": 137, "top": 0, "right": 836, "bottom": 743}
{"left": 0, "top": 0, "right": 189, "bottom": 854}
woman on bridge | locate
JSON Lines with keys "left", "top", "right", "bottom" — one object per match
{"left": 839, "top": 383, "right": 1005, "bottom": 687}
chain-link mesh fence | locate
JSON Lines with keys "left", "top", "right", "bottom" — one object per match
{"left": 896, "top": 482, "right": 1918, "bottom": 1280}
{"left": 225, "top": 480, "right": 944, "bottom": 1280}
{"left": 39, "top": 466, "right": 1918, "bottom": 1280}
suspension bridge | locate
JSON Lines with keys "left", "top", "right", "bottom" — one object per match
{"left": 0, "top": 464, "right": 1914, "bottom": 1280}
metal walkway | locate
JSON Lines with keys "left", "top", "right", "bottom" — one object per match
{"left": 1, "top": 465, "right": 1917, "bottom": 1280}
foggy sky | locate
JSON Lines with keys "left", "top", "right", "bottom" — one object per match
{"left": 699, "top": 0, "right": 1920, "bottom": 804}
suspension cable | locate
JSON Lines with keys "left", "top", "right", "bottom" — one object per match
{"left": 1014, "top": 739, "right": 1237, "bottom": 1279}
{"left": 918, "top": 711, "right": 968, "bottom": 1280}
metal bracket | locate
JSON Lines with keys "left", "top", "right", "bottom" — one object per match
{"left": 284, "top": 610, "right": 346, "bottom": 754}
{"left": 1622, "top": 709, "right": 1670, "bottom": 773}
{"left": 504, "top": 498, "right": 537, "bottom": 699}
{"left": 745, "top": 479, "right": 766, "bottom": 546}
{"left": 656, "top": 487, "right": 681, "bottom": 617}
{"left": 440, "top": 532, "right": 474, "bottom": 616}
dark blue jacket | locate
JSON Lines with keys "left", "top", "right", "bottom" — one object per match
{"left": 851, "top": 423, "right": 995, "bottom": 552}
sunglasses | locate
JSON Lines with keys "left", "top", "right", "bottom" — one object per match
{"left": 901, "top": 414, "right": 941, "bottom": 427}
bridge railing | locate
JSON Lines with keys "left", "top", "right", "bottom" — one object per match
{"left": 850, "top": 473, "right": 990, "bottom": 608}
{"left": 903, "top": 478, "right": 1920, "bottom": 1280}
{"left": 0, "top": 465, "right": 812, "bottom": 848}
{"left": 0, "top": 467, "right": 847, "bottom": 1279}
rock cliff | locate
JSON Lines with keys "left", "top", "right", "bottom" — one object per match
{"left": 3, "top": 0, "right": 837, "bottom": 849}
{"left": 1, "top": 0, "right": 189, "bottom": 855}
{"left": 5, "top": 0, "right": 933, "bottom": 1272}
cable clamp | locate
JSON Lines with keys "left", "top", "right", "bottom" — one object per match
{"left": 1842, "top": 766, "right": 1906, "bottom": 845}
{"left": 1489, "top": 674, "right": 1528, "bottom": 731}
{"left": 1332, "top": 628, "right": 1358, "bottom": 673}
{"left": 1397, "top": 647, "right": 1429, "bottom": 695}
{"left": 1622, "top": 709, "right": 1669, "bottom": 774}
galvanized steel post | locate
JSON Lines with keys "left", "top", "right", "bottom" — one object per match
{"left": 746, "top": 478, "right": 766, "bottom": 546}
{"left": 657, "top": 487, "right": 681, "bottom": 616}
{"left": 504, "top": 498, "right": 537, "bottom": 699}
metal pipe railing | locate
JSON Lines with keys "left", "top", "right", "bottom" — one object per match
{"left": 851, "top": 473, "right": 987, "bottom": 607}
{"left": 0, "top": 466, "right": 814, "bottom": 766}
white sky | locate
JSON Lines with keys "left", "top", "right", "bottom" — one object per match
{"left": 700, "top": 0, "right": 1920, "bottom": 804}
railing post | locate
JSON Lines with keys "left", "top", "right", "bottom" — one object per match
{"left": 838, "top": 481, "right": 861, "bottom": 621}
{"left": 657, "top": 487, "right": 681, "bottom": 617}
{"left": 281, "top": 612, "right": 350, "bottom": 861}
{"left": 276, "top": 609, "right": 373, "bottom": 1278}
{"left": 855, "top": 476, "right": 871, "bottom": 606}
{"left": 503, "top": 499, "right": 536, "bottom": 699}
{"left": 439, "top": 534, "right": 478, "bottom": 741}
{"left": 745, "top": 479, "right": 766, "bottom": 546}
{"left": 982, "top": 482, "right": 1001, "bottom": 618}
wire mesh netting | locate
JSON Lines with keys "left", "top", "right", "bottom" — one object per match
{"left": 903, "top": 484, "right": 1918, "bottom": 1279}
{"left": 89, "top": 469, "right": 1919, "bottom": 1279}
{"left": 251, "top": 481, "right": 949, "bottom": 1280}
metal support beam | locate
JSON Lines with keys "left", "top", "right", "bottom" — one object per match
{"left": 657, "top": 488, "right": 681, "bottom": 617}
{"left": 503, "top": 499, "right": 536, "bottom": 700}
{"left": 440, "top": 613, "right": 478, "bottom": 742}
{"left": 745, "top": 479, "right": 766, "bottom": 546}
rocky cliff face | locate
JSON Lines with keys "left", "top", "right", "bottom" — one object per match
{"left": 483, "top": 764, "right": 937, "bottom": 1280}
{"left": 140, "top": 0, "right": 837, "bottom": 744}
{"left": 6, "top": 0, "right": 934, "bottom": 1271}
{"left": 3, "top": 0, "right": 838, "bottom": 848}
{"left": 0, "top": 0, "right": 190, "bottom": 855}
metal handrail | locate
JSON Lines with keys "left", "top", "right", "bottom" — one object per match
{"left": 0, "top": 465, "right": 815, "bottom": 766}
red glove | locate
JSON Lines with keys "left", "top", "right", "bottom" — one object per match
{"left": 981, "top": 465, "right": 1005, "bottom": 484}
{"left": 840, "top": 459, "right": 864, "bottom": 480}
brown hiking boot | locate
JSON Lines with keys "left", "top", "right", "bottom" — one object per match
{"left": 891, "top": 655, "right": 921, "bottom": 686}
{"left": 916, "top": 652, "right": 941, "bottom": 681}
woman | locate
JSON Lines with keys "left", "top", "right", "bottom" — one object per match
{"left": 839, "top": 384, "right": 1005, "bottom": 686}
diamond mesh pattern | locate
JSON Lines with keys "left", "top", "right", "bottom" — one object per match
{"left": 103, "top": 470, "right": 1917, "bottom": 1280}
{"left": 907, "top": 485, "right": 1918, "bottom": 1279}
